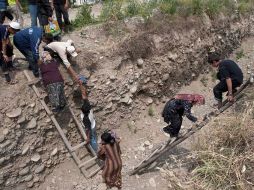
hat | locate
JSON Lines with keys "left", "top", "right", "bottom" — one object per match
{"left": 66, "top": 45, "right": 78, "bottom": 57}
{"left": 175, "top": 94, "right": 205, "bottom": 105}
{"left": 9, "top": 22, "right": 21, "bottom": 30}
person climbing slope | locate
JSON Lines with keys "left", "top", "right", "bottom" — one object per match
{"left": 162, "top": 94, "right": 205, "bottom": 138}
{"left": 208, "top": 52, "right": 243, "bottom": 109}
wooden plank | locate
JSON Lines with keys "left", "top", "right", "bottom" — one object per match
{"left": 71, "top": 142, "right": 87, "bottom": 152}
{"left": 87, "top": 166, "right": 102, "bottom": 178}
{"left": 79, "top": 157, "right": 97, "bottom": 168}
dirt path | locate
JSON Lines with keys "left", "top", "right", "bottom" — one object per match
{"left": 36, "top": 34, "right": 253, "bottom": 190}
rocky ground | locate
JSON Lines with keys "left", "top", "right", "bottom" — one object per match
{"left": 0, "top": 4, "right": 254, "bottom": 190}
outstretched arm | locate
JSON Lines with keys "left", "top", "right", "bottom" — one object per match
{"left": 184, "top": 102, "right": 197, "bottom": 122}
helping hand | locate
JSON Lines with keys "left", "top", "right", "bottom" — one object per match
{"left": 227, "top": 95, "right": 234, "bottom": 102}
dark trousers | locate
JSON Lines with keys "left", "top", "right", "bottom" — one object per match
{"left": 0, "top": 44, "right": 13, "bottom": 73}
{"left": 165, "top": 112, "right": 183, "bottom": 136}
{"left": 213, "top": 80, "right": 242, "bottom": 101}
{"left": 0, "top": 10, "right": 13, "bottom": 24}
{"left": 54, "top": 4, "right": 70, "bottom": 29}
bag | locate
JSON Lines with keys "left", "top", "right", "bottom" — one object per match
{"left": 44, "top": 20, "right": 61, "bottom": 37}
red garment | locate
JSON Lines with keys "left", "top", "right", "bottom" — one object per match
{"left": 39, "top": 60, "right": 64, "bottom": 86}
{"left": 174, "top": 94, "right": 205, "bottom": 105}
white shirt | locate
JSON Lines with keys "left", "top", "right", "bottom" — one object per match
{"left": 80, "top": 110, "right": 96, "bottom": 129}
{"left": 46, "top": 40, "right": 73, "bottom": 68}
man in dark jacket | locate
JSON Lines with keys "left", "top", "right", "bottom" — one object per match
{"left": 208, "top": 52, "right": 243, "bottom": 109}
{"left": 53, "top": 0, "right": 70, "bottom": 30}
{"left": 162, "top": 94, "right": 204, "bottom": 138}
{"left": 37, "top": 0, "right": 53, "bottom": 27}
{"left": 13, "top": 26, "right": 43, "bottom": 77}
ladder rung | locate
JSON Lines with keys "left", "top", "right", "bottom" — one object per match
{"left": 87, "top": 166, "right": 102, "bottom": 178}
{"left": 71, "top": 142, "right": 87, "bottom": 152}
{"left": 79, "top": 156, "right": 97, "bottom": 168}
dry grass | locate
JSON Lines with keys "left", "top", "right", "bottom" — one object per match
{"left": 192, "top": 99, "right": 254, "bottom": 189}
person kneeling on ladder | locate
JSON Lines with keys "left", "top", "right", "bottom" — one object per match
{"left": 162, "top": 94, "right": 205, "bottom": 138}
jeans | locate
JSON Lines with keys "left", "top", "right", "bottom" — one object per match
{"left": 90, "top": 127, "right": 98, "bottom": 152}
{"left": 213, "top": 80, "right": 242, "bottom": 101}
{"left": 0, "top": 44, "right": 13, "bottom": 73}
{"left": 54, "top": 4, "right": 70, "bottom": 29}
{"left": 29, "top": 4, "right": 38, "bottom": 26}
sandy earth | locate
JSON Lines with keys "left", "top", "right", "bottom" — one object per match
{"left": 1, "top": 4, "right": 253, "bottom": 190}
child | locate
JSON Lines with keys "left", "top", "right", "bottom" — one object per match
{"left": 81, "top": 99, "right": 98, "bottom": 152}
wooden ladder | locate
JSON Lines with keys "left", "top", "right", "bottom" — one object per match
{"left": 129, "top": 77, "right": 252, "bottom": 176}
{"left": 24, "top": 70, "right": 102, "bottom": 178}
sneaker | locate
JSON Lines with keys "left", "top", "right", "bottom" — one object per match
{"left": 163, "top": 126, "right": 171, "bottom": 134}
{"left": 33, "top": 71, "right": 39, "bottom": 78}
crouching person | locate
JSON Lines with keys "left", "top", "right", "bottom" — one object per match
{"left": 39, "top": 51, "right": 66, "bottom": 113}
{"left": 162, "top": 94, "right": 205, "bottom": 138}
{"left": 81, "top": 99, "right": 98, "bottom": 152}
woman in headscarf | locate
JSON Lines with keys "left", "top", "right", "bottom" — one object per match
{"left": 98, "top": 131, "right": 122, "bottom": 189}
{"left": 39, "top": 50, "right": 66, "bottom": 113}
{"left": 162, "top": 94, "right": 205, "bottom": 138}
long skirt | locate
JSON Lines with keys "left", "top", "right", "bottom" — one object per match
{"left": 46, "top": 82, "right": 66, "bottom": 109}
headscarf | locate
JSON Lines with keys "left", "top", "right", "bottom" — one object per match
{"left": 41, "top": 51, "right": 53, "bottom": 64}
{"left": 174, "top": 94, "right": 205, "bottom": 105}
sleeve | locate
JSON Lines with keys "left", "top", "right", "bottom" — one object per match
{"left": 183, "top": 102, "right": 197, "bottom": 122}
{"left": 219, "top": 66, "right": 230, "bottom": 80}
{"left": 30, "top": 32, "right": 42, "bottom": 61}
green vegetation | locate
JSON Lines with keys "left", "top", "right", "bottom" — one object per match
{"left": 236, "top": 49, "right": 245, "bottom": 60}
{"left": 72, "top": 4, "right": 96, "bottom": 28}
{"left": 73, "top": 0, "right": 254, "bottom": 28}
{"left": 148, "top": 106, "right": 155, "bottom": 117}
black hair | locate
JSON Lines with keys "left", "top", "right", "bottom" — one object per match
{"left": 81, "top": 99, "right": 91, "bottom": 115}
{"left": 101, "top": 132, "right": 115, "bottom": 145}
{"left": 207, "top": 52, "right": 221, "bottom": 64}
{"left": 43, "top": 33, "right": 54, "bottom": 43}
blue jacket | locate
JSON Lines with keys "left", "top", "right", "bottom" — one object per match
{"left": 0, "top": 0, "right": 8, "bottom": 10}
{"left": 14, "top": 27, "right": 43, "bottom": 62}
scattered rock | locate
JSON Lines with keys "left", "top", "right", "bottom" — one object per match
{"left": 19, "top": 167, "right": 30, "bottom": 176}
{"left": 27, "top": 118, "right": 37, "bottom": 129}
{"left": 6, "top": 108, "right": 22, "bottom": 118}
{"left": 22, "top": 145, "right": 30, "bottom": 155}
{"left": 34, "top": 164, "right": 45, "bottom": 174}
{"left": 50, "top": 148, "right": 58, "bottom": 157}
{"left": 31, "top": 154, "right": 41, "bottom": 162}
{"left": 120, "top": 95, "right": 132, "bottom": 105}
{"left": 2, "top": 128, "right": 9, "bottom": 136}
{"left": 146, "top": 98, "right": 153, "bottom": 105}
{"left": 130, "top": 86, "right": 138, "bottom": 94}
{"left": 149, "top": 177, "right": 156, "bottom": 187}
{"left": 24, "top": 174, "right": 33, "bottom": 182}
{"left": 137, "top": 58, "right": 144, "bottom": 67}
{"left": 17, "top": 116, "right": 26, "bottom": 124}
{"left": 105, "top": 102, "right": 113, "bottom": 110}
{"left": 162, "top": 73, "right": 169, "bottom": 82}
{"left": 0, "top": 135, "right": 4, "bottom": 143}
{"left": 27, "top": 181, "right": 34, "bottom": 188}
{"left": 0, "top": 157, "right": 5, "bottom": 165}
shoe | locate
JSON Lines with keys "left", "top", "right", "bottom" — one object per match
{"left": 4, "top": 73, "right": 11, "bottom": 83}
{"left": 52, "top": 107, "right": 61, "bottom": 113}
{"left": 28, "top": 65, "right": 33, "bottom": 70}
{"left": 33, "top": 71, "right": 39, "bottom": 78}
{"left": 163, "top": 126, "right": 171, "bottom": 134}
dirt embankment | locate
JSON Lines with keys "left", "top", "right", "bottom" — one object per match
{"left": 0, "top": 10, "right": 254, "bottom": 190}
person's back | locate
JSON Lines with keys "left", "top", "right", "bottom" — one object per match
{"left": 39, "top": 59, "right": 63, "bottom": 86}
{"left": 219, "top": 60, "right": 243, "bottom": 84}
